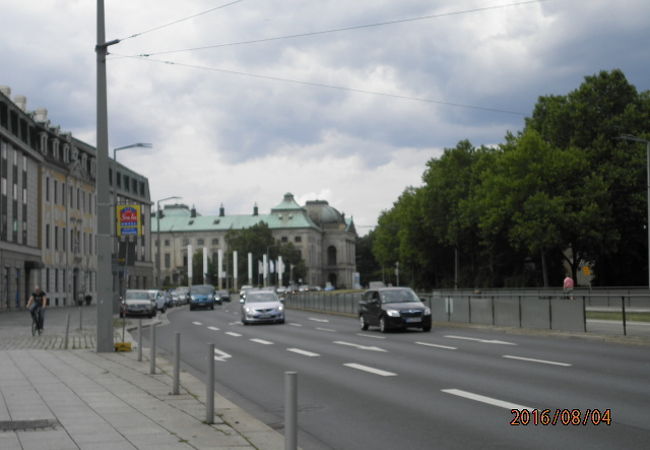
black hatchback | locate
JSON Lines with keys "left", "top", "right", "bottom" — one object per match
{"left": 359, "top": 287, "right": 432, "bottom": 332}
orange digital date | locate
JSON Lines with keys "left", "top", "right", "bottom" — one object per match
{"left": 510, "top": 409, "right": 612, "bottom": 426}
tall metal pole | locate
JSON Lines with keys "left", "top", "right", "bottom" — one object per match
{"left": 156, "top": 200, "right": 161, "bottom": 288}
{"left": 646, "top": 141, "right": 649, "bottom": 289}
{"left": 96, "top": 0, "right": 120, "bottom": 352}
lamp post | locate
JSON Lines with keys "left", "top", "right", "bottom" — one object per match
{"left": 619, "top": 135, "right": 650, "bottom": 287}
{"left": 156, "top": 196, "right": 181, "bottom": 288}
{"left": 113, "top": 142, "right": 152, "bottom": 161}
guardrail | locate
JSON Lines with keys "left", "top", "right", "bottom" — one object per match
{"left": 285, "top": 289, "right": 650, "bottom": 337}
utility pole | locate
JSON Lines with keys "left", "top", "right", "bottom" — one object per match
{"left": 96, "top": 0, "right": 121, "bottom": 352}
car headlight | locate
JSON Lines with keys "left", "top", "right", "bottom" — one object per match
{"left": 423, "top": 307, "right": 431, "bottom": 316}
{"left": 386, "top": 309, "right": 400, "bottom": 317}
{"left": 245, "top": 307, "right": 256, "bottom": 314}
{"left": 278, "top": 304, "right": 284, "bottom": 311}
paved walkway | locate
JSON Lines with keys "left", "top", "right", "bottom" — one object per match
{"left": 0, "top": 307, "right": 285, "bottom": 450}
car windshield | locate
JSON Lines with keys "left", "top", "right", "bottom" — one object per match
{"left": 380, "top": 289, "right": 419, "bottom": 304}
{"left": 174, "top": 287, "right": 189, "bottom": 294}
{"left": 191, "top": 285, "right": 214, "bottom": 295}
{"left": 126, "top": 291, "right": 150, "bottom": 300}
{"left": 216, "top": 290, "right": 228, "bottom": 296}
{"left": 246, "top": 292, "right": 278, "bottom": 303}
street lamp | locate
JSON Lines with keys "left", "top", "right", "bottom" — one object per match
{"left": 156, "top": 196, "right": 182, "bottom": 288}
{"left": 113, "top": 142, "right": 152, "bottom": 161}
{"left": 618, "top": 135, "right": 650, "bottom": 287}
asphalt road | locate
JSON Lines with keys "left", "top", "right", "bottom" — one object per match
{"left": 145, "top": 303, "right": 649, "bottom": 450}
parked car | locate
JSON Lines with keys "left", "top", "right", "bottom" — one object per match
{"left": 189, "top": 284, "right": 216, "bottom": 310}
{"left": 240, "top": 289, "right": 285, "bottom": 325}
{"left": 120, "top": 289, "right": 156, "bottom": 318}
{"left": 358, "top": 287, "right": 431, "bottom": 333}
{"left": 239, "top": 285, "right": 253, "bottom": 301}
{"left": 215, "top": 289, "right": 230, "bottom": 303}
{"left": 171, "top": 286, "right": 191, "bottom": 306}
{"left": 148, "top": 289, "right": 168, "bottom": 313}
{"left": 163, "top": 290, "right": 174, "bottom": 308}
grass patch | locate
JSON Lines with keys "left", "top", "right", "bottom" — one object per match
{"left": 587, "top": 311, "right": 650, "bottom": 322}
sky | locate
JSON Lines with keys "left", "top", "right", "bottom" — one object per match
{"left": 2, "top": 0, "right": 649, "bottom": 234}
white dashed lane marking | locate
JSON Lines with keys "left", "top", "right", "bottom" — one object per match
{"left": 503, "top": 355, "right": 571, "bottom": 367}
{"left": 444, "top": 335, "right": 516, "bottom": 345}
{"left": 442, "top": 389, "right": 533, "bottom": 410}
{"left": 316, "top": 327, "right": 336, "bottom": 332}
{"left": 343, "top": 363, "right": 397, "bottom": 377}
{"left": 192, "top": 321, "right": 203, "bottom": 326}
{"left": 308, "top": 317, "right": 329, "bottom": 323}
{"left": 207, "top": 326, "right": 220, "bottom": 331}
{"left": 356, "top": 333, "right": 386, "bottom": 339}
{"left": 225, "top": 332, "right": 242, "bottom": 337}
{"left": 287, "top": 348, "right": 320, "bottom": 357}
{"left": 250, "top": 338, "right": 273, "bottom": 345}
{"left": 415, "top": 342, "right": 457, "bottom": 350}
{"left": 334, "top": 341, "right": 387, "bottom": 352}
{"left": 289, "top": 323, "right": 303, "bottom": 327}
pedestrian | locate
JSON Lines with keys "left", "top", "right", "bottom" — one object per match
{"left": 563, "top": 274, "right": 574, "bottom": 300}
{"left": 26, "top": 286, "right": 48, "bottom": 331}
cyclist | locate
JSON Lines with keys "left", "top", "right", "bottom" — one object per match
{"left": 26, "top": 286, "right": 48, "bottom": 332}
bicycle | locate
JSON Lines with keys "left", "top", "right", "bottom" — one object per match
{"left": 30, "top": 307, "right": 43, "bottom": 336}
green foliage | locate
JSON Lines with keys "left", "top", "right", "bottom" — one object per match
{"left": 372, "top": 69, "right": 649, "bottom": 288}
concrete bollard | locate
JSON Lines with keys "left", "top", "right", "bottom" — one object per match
{"left": 285, "top": 371, "right": 298, "bottom": 450}
{"left": 173, "top": 333, "right": 180, "bottom": 395}
{"left": 149, "top": 323, "right": 156, "bottom": 374}
{"left": 206, "top": 343, "right": 215, "bottom": 424}
{"left": 137, "top": 319, "right": 143, "bottom": 362}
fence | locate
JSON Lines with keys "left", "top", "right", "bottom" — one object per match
{"left": 285, "top": 288, "right": 650, "bottom": 337}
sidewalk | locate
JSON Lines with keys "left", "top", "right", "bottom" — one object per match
{"left": 0, "top": 315, "right": 285, "bottom": 449}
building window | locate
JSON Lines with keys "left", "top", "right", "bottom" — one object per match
{"left": 294, "top": 236, "right": 302, "bottom": 243}
{"left": 281, "top": 236, "right": 288, "bottom": 243}
{"left": 211, "top": 238, "right": 218, "bottom": 245}
{"left": 45, "top": 177, "right": 49, "bottom": 201}
{"left": 197, "top": 239, "right": 204, "bottom": 245}
{"left": 183, "top": 238, "right": 189, "bottom": 246}
{"left": 53, "top": 180, "right": 57, "bottom": 205}
{"left": 45, "top": 224, "right": 50, "bottom": 248}
{"left": 54, "top": 226, "right": 59, "bottom": 250}
{"left": 328, "top": 246, "right": 337, "bottom": 266}
{"left": 164, "top": 253, "right": 170, "bottom": 268}
{"left": 164, "top": 239, "right": 170, "bottom": 246}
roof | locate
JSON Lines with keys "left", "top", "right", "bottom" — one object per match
{"left": 152, "top": 193, "right": 322, "bottom": 233}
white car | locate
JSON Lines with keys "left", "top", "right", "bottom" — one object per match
{"left": 147, "top": 289, "right": 168, "bottom": 313}
{"left": 241, "top": 290, "right": 285, "bottom": 325}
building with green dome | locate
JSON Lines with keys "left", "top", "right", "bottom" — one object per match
{"left": 153, "top": 193, "right": 357, "bottom": 288}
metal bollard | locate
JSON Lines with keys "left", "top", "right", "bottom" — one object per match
{"left": 64, "top": 313, "right": 71, "bottom": 349}
{"left": 149, "top": 323, "right": 156, "bottom": 374}
{"left": 285, "top": 371, "right": 297, "bottom": 450}
{"left": 206, "top": 343, "right": 215, "bottom": 424}
{"left": 137, "top": 319, "right": 143, "bottom": 362}
{"left": 173, "top": 333, "right": 180, "bottom": 395}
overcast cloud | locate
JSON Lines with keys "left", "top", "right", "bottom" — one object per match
{"left": 2, "top": 0, "right": 649, "bottom": 233}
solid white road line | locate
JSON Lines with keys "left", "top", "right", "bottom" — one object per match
{"left": 287, "top": 348, "right": 320, "bottom": 357}
{"left": 213, "top": 348, "right": 232, "bottom": 362}
{"left": 502, "top": 355, "right": 572, "bottom": 367}
{"left": 308, "top": 317, "right": 329, "bottom": 323}
{"left": 289, "top": 323, "right": 303, "bottom": 327}
{"left": 250, "top": 338, "right": 273, "bottom": 345}
{"left": 225, "top": 332, "right": 242, "bottom": 337}
{"left": 356, "top": 333, "right": 386, "bottom": 339}
{"left": 316, "top": 327, "right": 337, "bottom": 332}
{"left": 344, "top": 363, "right": 397, "bottom": 377}
{"left": 444, "top": 335, "right": 516, "bottom": 345}
{"left": 334, "top": 341, "right": 387, "bottom": 352}
{"left": 441, "top": 389, "right": 533, "bottom": 410}
{"left": 192, "top": 321, "right": 203, "bottom": 326}
{"left": 415, "top": 342, "right": 457, "bottom": 350}
{"left": 207, "top": 326, "right": 220, "bottom": 331}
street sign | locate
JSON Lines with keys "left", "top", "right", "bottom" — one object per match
{"left": 116, "top": 204, "right": 142, "bottom": 237}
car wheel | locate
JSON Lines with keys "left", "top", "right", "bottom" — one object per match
{"left": 360, "top": 315, "right": 369, "bottom": 331}
{"left": 211, "top": 305, "right": 215, "bottom": 310}
{"left": 189, "top": 306, "right": 194, "bottom": 311}
{"left": 278, "top": 319, "right": 285, "bottom": 324}
{"left": 242, "top": 319, "right": 248, "bottom": 325}
{"left": 162, "top": 307, "right": 167, "bottom": 314}
{"left": 422, "top": 325, "right": 431, "bottom": 332}
{"left": 379, "top": 316, "right": 388, "bottom": 333}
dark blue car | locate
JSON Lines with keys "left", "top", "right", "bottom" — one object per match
{"left": 189, "top": 284, "right": 216, "bottom": 311}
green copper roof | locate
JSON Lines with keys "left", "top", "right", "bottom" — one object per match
{"left": 152, "top": 194, "right": 322, "bottom": 233}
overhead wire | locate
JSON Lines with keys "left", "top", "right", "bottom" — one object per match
{"left": 118, "top": 0, "right": 245, "bottom": 42}
{"left": 132, "top": 0, "right": 553, "bottom": 57}
{"left": 110, "top": 53, "right": 526, "bottom": 116}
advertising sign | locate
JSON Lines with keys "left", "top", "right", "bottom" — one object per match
{"left": 116, "top": 204, "right": 141, "bottom": 237}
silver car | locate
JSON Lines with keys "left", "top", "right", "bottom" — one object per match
{"left": 120, "top": 289, "right": 156, "bottom": 318}
{"left": 241, "top": 290, "right": 285, "bottom": 325}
